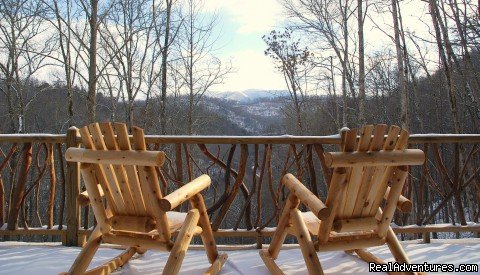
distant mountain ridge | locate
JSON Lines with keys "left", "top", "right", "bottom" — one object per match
{"left": 212, "top": 89, "right": 289, "bottom": 102}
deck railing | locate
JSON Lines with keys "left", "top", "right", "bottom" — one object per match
{"left": 0, "top": 127, "right": 479, "bottom": 247}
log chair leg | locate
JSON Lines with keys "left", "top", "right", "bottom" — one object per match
{"left": 267, "top": 194, "right": 300, "bottom": 259}
{"left": 204, "top": 253, "right": 228, "bottom": 275}
{"left": 191, "top": 194, "right": 228, "bottom": 275}
{"left": 259, "top": 250, "right": 286, "bottom": 275}
{"left": 260, "top": 195, "right": 299, "bottom": 275}
{"left": 386, "top": 227, "right": 425, "bottom": 275}
{"left": 291, "top": 209, "right": 324, "bottom": 275}
{"left": 267, "top": 213, "right": 291, "bottom": 259}
{"left": 354, "top": 249, "right": 406, "bottom": 275}
{"left": 67, "top": 226, "right": 103, "bottom": 274}
{"left": 354, "top": 249, "right": 385, "bottom": 265}
{"left": 200, "top": 226, "right": 228, "bottom": 275}
{"left": 191, "top": 194, "right": 218, "bottom": 263}
{"left": 136, "top": 248, "right": 148, "bottom": 255}
{"left": 163, "top": 209, "right": 200, "bottom": 275}
{"left": 386, "top": 227, "right": 411, "bottom": 264}
{"left": 259, "top": 222, "right": 290, "bottom": 274}
{"left": 266, "top": 228, "right": 289, "bottom": 259}
{"left": 84, "top": 247, "right": 137, "bottom": 275}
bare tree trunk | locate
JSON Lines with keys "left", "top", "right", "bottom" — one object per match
{"left": 341, "top": 0, "right": 349, "bottom": 127}
{"left": 357, "top": 0, "right": 366, "bottom": 126}
{"left": 87, "top": 0, "right": 99, "bottom": 123}
{"left": 188, "top": 5, "right": 194, "bottom": 135}
{"left": 5, "top": 85, "right": 16, "bottom": 133}
{"left": 429, "top": 0, "right": 462, "bottom": 134}
{"left": 448, "top": 0, "right": 480, "bottom": 104}
{"left": 291, "top": 80, "right": 304, "bottom": 134}
{"left": 391, "top": 0, "right": 409, "bottom": 130}
{"left": 341, "top": 0, "right": 348, "bottom": 127}
{"left": 53, "top": 0, "right": 74, "bottom": 126}
{"left": 330, "top": 56, "right": 340, "bottom": 129}
{"left": 397, "top": 0, "right": 424, "bottom": 132}
{"left": 160, "top": 0, "right": 173, "bottom": 135}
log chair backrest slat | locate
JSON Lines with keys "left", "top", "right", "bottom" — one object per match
{"left": 131, "top": 126, "right": 171, "bottom": 241}
{"left": 98, "top": 122, "right": 136, "bottom": 215}
{"left": 87, "top": 123, "right": 127, "bottom": 214}
{"left": 114, "top": 122, "right": 148, "bottom": 214}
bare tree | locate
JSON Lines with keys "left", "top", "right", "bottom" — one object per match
{"left": 428, "top": 0, "right": 462, "bottom": 134}
{"left": 100, "top": 0, "right": 163, "bottom": 129}
{"left": 391, "top": 0, "right": 409, "bottom": 130}
{"left": 0, "top": 0, "right": 54, "bottom": 133}
{"left": 281, "top": 0, "right": 357, "bottom": 127}
{"left": 86, "top": 0, "right": 99, "bottom": 123}
{"left": 47, "top": 0, "right": 84, "bottom": 127}
{"left": 74, "top": 0, "right": 114, "bottom": 123}
{"left": 159, "top": 0, "right": 176, "bottom": 134}
{"left": 173, "top": 0, "right": 231, "bottom": 135}
{"left": 357, "top": 0, "right": 366, "bottom": 125}
{"left": 263, "top": 29, "right": 313, "bottom": 134}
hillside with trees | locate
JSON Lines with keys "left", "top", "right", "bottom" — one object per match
{"left": 0, "top": 0, "right": 478, "bottom": 136}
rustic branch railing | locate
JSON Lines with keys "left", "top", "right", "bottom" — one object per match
{"left": 0, "top": 129, "right": 479, "bottom": 247}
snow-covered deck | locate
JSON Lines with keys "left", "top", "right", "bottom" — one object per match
{"left": 0, "top": 239, "right": 479, "bottom": 274}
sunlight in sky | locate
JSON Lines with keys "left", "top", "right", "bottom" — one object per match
{"left": 204, "top": 0, "right": 432, "bottom": 93}
{"left": 204, "top": 0, "right": 288, "bottom": 92}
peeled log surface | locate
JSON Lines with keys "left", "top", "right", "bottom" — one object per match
{"left": 65, "top": 148, "right": 165, "bottom": 166}
{"left": 1, "top": 133, "right": 480, "bottom": 145}
{"left": 205, "top": 253, "right": 228, "bottom": 275}
{"left": 141, "top": 134, "right": 480, "bottom": 144}
{"left": 5, "top": 222, "right": 479, "bottom": 241}
{"left": 159, "top": 175, "right": 211, "bottom": 211}
{"left": 354, "top": 249, "right": 386, "bottom": 264}
{"left": 316, "top": 237, "right": 385, "bottom": 252}
{"left": 259, "top": 249, "right": 286, "bottom": 275}
{"left": 332, "top": 217, "right": 378, "bottom": 233}
{"left": 78, "top": 187, "right": 105, "bottom": 207}
{"left": 282, "top": 173, "right": 330, "bottom": 220}
{"left": 384, "top": 186, "right": 413, "bottom": 213}
{"left": 325, "top": 149, "right": 425, "bottom": 168}
{"left": 83, "top": 247, "right": 137, "bottom": 275}
{"left": 103, "top": 233, "right": 171, "bottom": 251}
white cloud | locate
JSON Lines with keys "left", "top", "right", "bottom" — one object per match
{"left": 216, "top": 50, "right": 287, "bottom": 92}
{"left": 204, "top": 0, "right": 283, "bottom": 34}
{"left": 199, "top": 1, "right": 286, "bottom": 91}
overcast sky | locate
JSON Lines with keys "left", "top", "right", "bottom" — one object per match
{"left": 203, "top": 0, "right": 432, "bottom": 93}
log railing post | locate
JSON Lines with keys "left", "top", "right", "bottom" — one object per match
{"left": 66, "top": 126, "right": 80, "bottom": 246}
{"left": 422, "top": 232, "right": 431, "bottom": 243}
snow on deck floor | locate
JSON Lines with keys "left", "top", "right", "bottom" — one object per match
{"left": 0, "top": 239, "right": 479, "bottom": 274}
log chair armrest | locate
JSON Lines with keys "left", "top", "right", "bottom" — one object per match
{"left": 282, "top": 173, "right": 330, "bottom": 220}
{"left": 159, "top": 174, "right": 211, "bottom": 211}
{"left": 77, "top": 185, "right": 105, "bottom": 207}
{"left": 384, "top": 186, "right": 412, "bottom": 213}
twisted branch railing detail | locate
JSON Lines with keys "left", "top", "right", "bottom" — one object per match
{"left": 0, "top": 133, "right": 479, "bottom": 246}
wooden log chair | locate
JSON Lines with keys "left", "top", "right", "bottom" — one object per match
{"left": 64, "top": 122, "right": 227, "bottom": 275}
{"left": 259, "top": 125, "right": 426, "bottom": 275}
